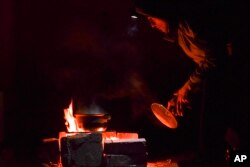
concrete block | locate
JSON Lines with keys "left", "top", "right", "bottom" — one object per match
{"left": 60, "top": 132, "right": 103, "bottom": 167}
{"left": 104, "top": 153, "right": 147, "bottom": 167}
{"left": 104, "top": 138, "right": 147, "bottom": 154}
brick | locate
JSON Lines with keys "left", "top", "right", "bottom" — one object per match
{"left": 104, "top": 138, "right": 147, "bottom": 154}
{"left": 38, "top": 138, "right": 60, "bottom": 165}
{"left": 104, "top": 154, "right": 147, "bottom": 167}
{"left": 60, "top": 132, "right": 103, "bottom": 167}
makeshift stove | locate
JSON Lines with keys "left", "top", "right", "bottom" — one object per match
{"left": 40, "top": 101, "right": 148, "bottom": 167}
{"left": 58, "top": 131, "right": 147, "bottom": 167}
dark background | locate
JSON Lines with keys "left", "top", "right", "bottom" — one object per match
{"left": 0, "top": 0, "right": 250, "bottom": 165}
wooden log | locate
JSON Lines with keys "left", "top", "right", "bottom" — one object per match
{"left": 60, "top": 132, "right": 103, "bottom": 167}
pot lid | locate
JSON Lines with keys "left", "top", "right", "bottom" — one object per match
{"left": 151, "top": 103, "right": 178, "bottom": 129}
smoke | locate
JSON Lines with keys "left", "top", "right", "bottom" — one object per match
{"left": 95, "top": 72, "right": 156, "bottom": 121}
{"left": 47, "top": 0, "right": 161, "bottom": 127}
{"left": 75, "top": 101, "right": 107, "bottom": 115}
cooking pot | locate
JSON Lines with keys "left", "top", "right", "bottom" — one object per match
{"left": 75, "top": 113, "right": 111, "bottom": 132}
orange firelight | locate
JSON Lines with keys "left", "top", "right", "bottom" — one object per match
{"left": 64, "top": 100, "right": 84, "bottom": 132}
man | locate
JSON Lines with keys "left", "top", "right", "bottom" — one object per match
{"left": 136, "top": 6, "right": 229, "bottom": 117}
{"left": 135, "top": 2, "right": 232, "bottom": 166}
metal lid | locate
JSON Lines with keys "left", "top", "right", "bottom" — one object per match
{"left": 151, "top": 103, "right": 178, "bottom": 129}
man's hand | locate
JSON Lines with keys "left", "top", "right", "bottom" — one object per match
{"left": 167, "top": 83, "right": 191, "bottom": 117}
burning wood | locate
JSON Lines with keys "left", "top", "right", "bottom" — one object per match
{"left": 64, "top": 100, "right": 84, "bottom": 132}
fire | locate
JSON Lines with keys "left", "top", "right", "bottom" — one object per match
{"left": 102, "top": 132, "right": 138, "bottom": 141}
{"left": 64, "top": 100, "right": 84, "bottom": 132}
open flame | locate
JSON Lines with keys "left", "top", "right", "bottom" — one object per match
{"left": 64, "top": 100, "right": 108, "bottom": 133}
{"left": 64, "top": 100, "right": 84, "bottom": 132}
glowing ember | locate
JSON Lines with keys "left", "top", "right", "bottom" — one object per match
{"left": 105, "top": 136, "right": 119, "bottom": 141}
{"left": 96, "top": 127, "right": 106, "bottom": 132}
{"left": 102, "top": 132, "right": 138, "bottom": 141}
{"left": 64, "top": 100, "right": 84, "bottom": 132}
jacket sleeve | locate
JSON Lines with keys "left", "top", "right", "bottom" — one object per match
{"left": 177, "top": 21, "right": 217, "bottom": 92}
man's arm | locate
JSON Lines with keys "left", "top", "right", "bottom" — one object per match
{"left": 167, "top": 21, "right": 217, "bottom": 116}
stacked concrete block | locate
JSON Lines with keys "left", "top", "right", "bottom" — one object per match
{"left": 60, "top": 132, "right": 103, "bottom": 167}
{"left": 103, "top": 138, "right": 147, "bottom": 167}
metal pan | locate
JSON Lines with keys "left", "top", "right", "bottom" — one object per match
{"left": 151, "top": 103, "right": 178, "bottom": 129}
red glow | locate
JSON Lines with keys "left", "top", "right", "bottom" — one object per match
{"left": 64, "top": 100, "right": 84, "bottom": 132}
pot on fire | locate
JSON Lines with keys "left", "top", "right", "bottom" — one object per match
{"left": 75, "top": 113, "right": 111, "bottom": 132}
